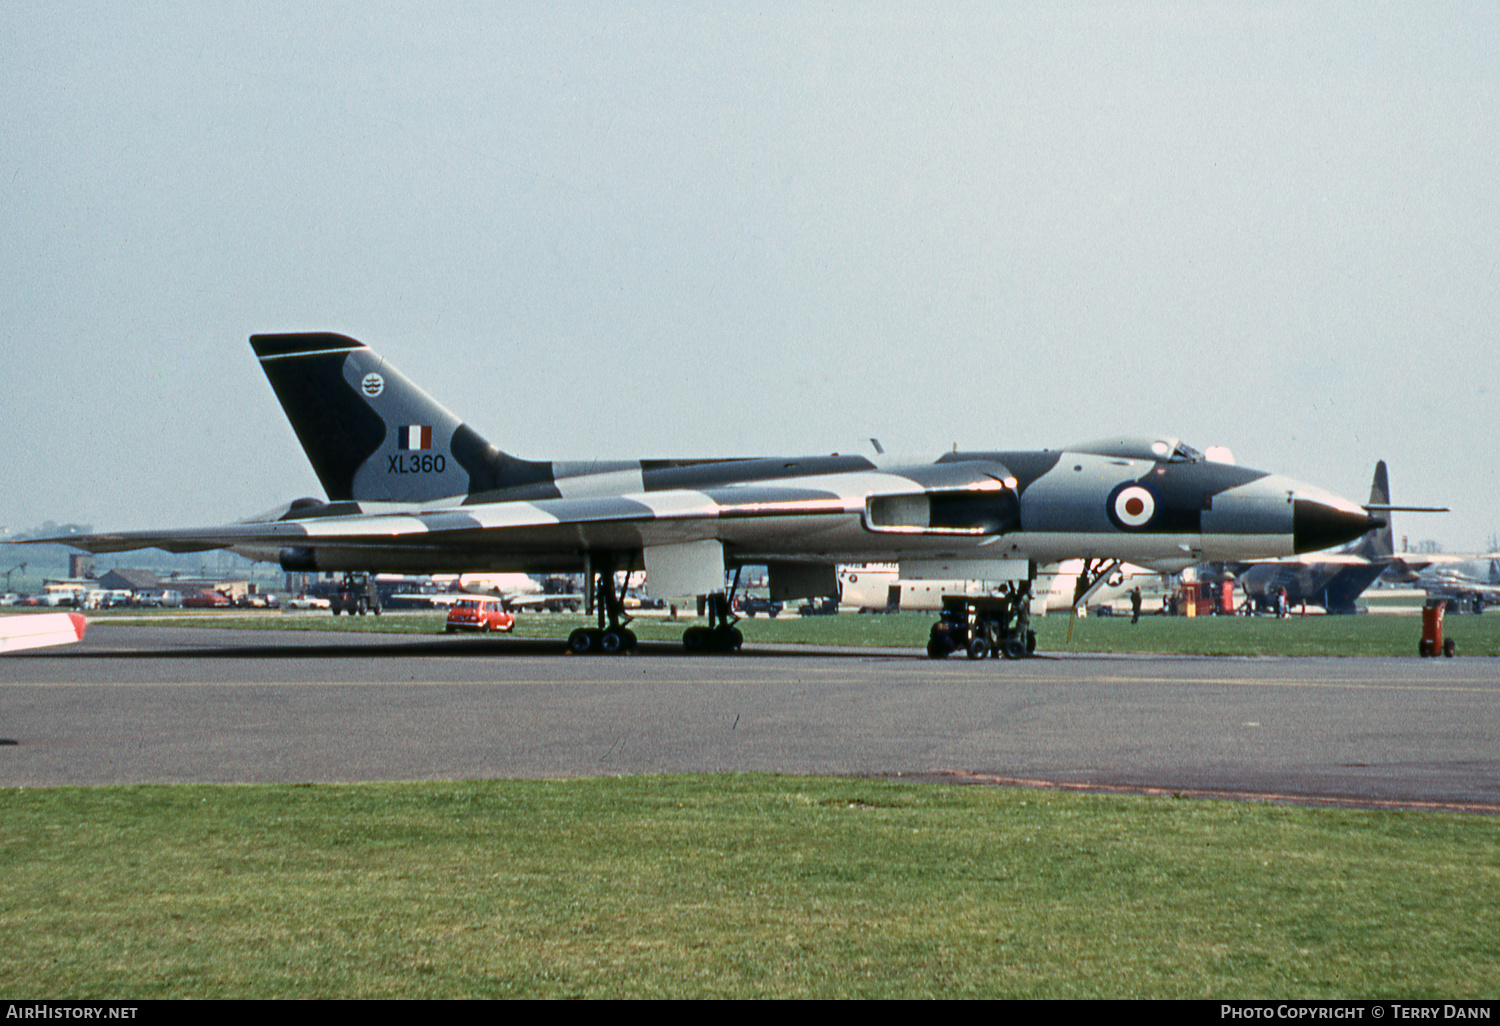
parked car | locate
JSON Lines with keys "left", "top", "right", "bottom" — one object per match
{"left": 735, "top": 595, "right": 783, "bottom": 618}
{"left": 183, "top": 590, "right": 231, "bottom": 608}
{"left": 287, "top": 594, "right": 332, "bottom": 610}
{"left": 445, "top": 597, "right": 515, "bottom": 634}
{"left": 152, "top": 590, "right": 183, "bottom": 608}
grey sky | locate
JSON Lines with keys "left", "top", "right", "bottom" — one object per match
{"left": 4, "top": 2, "right": 1496, "bottom": 550}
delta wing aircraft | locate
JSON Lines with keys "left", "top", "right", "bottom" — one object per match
{"left": 39, "top": 333, "right": 1383, "bottom": 655}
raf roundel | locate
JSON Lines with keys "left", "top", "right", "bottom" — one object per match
{"left": 1109, "top": 483, "right": 1157, "bottom": 529}
{"left": 362, "top": 372, "right": 385, "bottom": 398}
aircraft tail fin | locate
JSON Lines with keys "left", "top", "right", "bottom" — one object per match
{"left": 1353, "top": 460, "right": 1395, "bottom": 560}
{"left": 250, "top": 333, "right": 552, "bottom": 503}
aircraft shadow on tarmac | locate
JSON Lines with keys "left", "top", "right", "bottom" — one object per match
{"left": 25, "top": 636, "right": 916, "bottom": 660}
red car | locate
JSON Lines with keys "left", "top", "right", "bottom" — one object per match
{"left": 183, "top": 590, "right": 232, "bottom": 608}
{"left": 445, "top": 597, "right": 515, "bottom": 633}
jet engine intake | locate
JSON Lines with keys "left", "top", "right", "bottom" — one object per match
{"left": 865, "top": 487, "right": 1021, "bottom": 535}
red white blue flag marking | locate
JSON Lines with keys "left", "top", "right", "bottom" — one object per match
{"left": 399, "top": 425, "right": 433, "bottom": 450}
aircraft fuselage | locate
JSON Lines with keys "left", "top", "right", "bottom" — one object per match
{"left": 218, "top": 444, "right": 1370, "bottom": 579}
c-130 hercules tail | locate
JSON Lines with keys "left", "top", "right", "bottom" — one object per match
{"left": 46, "top": 333, "right": 1384, "bottom": 656}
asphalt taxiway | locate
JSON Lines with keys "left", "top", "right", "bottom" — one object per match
{"left": 1, "top": 623, "right": 1496, "bottom": 811}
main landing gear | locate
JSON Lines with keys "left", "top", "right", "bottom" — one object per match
{"left": 567, "top": 561, "right": 637, "bottom": 656}
{"left": 682, "top": 592, "right": 743, "bottom": 654}
{"left": 566, "top": 558, "right": 747, "bottom": 655}
{"left": 926, "top": 581, "right": 1036, "bottom": 661}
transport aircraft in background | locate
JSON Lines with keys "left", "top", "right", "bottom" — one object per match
{"left": 1200, "top": 461, "right": 1450, "bottom": 614}
{"left": 837, "top": 560, "right": 1150, "bottom": 615}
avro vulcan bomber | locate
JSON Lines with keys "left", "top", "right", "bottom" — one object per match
{"left": 45, "top": 334, "right": 1383, "bottom": 655}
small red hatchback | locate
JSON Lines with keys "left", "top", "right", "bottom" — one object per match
{"left": 445, "top": 597, "right": 515, "bottom": 633}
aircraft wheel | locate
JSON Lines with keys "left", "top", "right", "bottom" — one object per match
{"left": 1026, "top": 629, "right": 1037, "bottom": 655}
{"left": 1444, "top": 638, "right": 1457, "bottom": 658}
{"left": 623, "top": 628, "right": 637, "bottom": 651}
{"left": 926, "top": 639, "right": 949, "bottom": 659}
{"left": 600, "top": 629, "right": 627, "bottom": 655}
{"left": 568, "top": 628, "right": 594, "bottom": 655}
{"left": 1418, "top": 640, "right": 1432, "bottom": 657}
{"left": 1003, "top": 637, "right": 1028, "bottom": 660}
{"left": 966, "top": 637, "right": 988, "bottom": 660}
{"left": 710, "top": 625, "right": 742, "bottom": 652}
{"left": 682, "top": 626, "right": 709, "bottom": 652}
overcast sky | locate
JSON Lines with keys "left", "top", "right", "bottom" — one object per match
{"left": 4, "top": 2, "right": 1496, "bottom": 551}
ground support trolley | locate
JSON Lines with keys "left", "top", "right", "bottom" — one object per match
{"left": 927, "top": 592, "right": 1036, "bottom": 660}
{"left": 331, "top": 572, "right": 381, "bottom": 617}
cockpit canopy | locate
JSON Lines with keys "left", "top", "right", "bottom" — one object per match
{"left": 1060, "top": 436, "right": 1205, "bottom": 464}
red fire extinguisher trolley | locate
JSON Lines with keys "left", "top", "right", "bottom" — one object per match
{"left": 1419, "top": 600, "right": 1456, "bottom": 658}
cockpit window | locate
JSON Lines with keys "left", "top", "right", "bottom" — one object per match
{"left": 1062, "top": 436, "right": 1204, "bottom": 463}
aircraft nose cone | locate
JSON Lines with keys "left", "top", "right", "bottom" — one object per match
{"left": 1293, "top": 499, "right": 1384, "bottom": 554}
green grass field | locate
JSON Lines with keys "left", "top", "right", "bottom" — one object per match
{"left": 18, "top": 608, "right": 1494, "bottom": 998}
{"left": 2, "top": 775, "right": 1497, "bottom": 999}
{"left": 97, "top": 605, "right": 1500, "bottom": 657}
